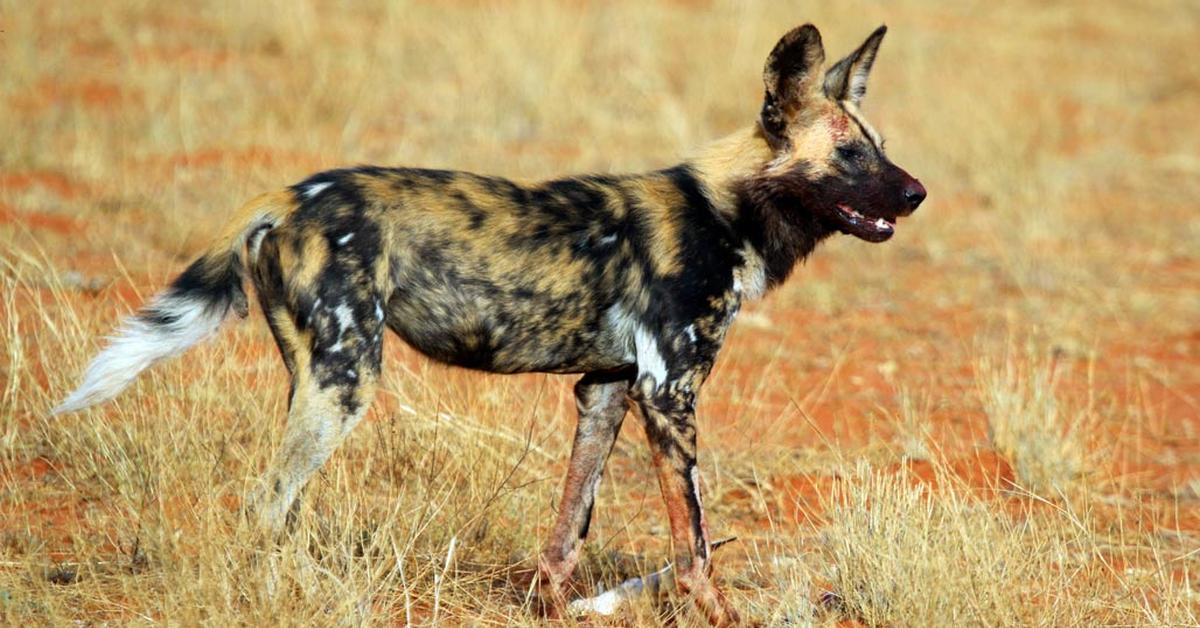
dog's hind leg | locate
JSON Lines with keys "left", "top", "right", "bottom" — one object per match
{"left": 537, "top": 367, "right": 634, "bottom": 605}
{"left": 253, "top": 360, "right": 379, "bottom": 535}
{"left": 248, "top": 232, "right": 385, "bottom": 535}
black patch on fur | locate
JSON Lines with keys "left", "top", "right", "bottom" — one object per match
{"left": 759, "top": 94, "right": 789, "bottom": 145}
{"left": 476, "top": 174, "right": 527, "bottom": 205}
{"left": 732, "top": 165, "right": 835, "bottom": 286}
{"left": 638, "top": 165, "right": 741, "bottom": 329}
{"left": 141, "top": 252, "right": 245, "bottom": 327}
{"left": 411, "top": 168, "right": 456, "bottom": 185}
{"left": 449, "top": 190, "right": 486, "bottom": 229}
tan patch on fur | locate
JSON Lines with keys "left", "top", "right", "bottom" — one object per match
{"left": 353, "top": 172, "right": 413, "bottom": 207}
{"left": 689, "top": 127, "right": 775, "bottom": 220}
{"left": 291, "top": 229, "right": 330, "bottom": 290}
{"left": 631, "top": 177, "right": 686, "bottom": 277}
{"left": 204, "top": 190, "right": 298, "bottom": 263}
{"left": 622, "top": 261, "right": 650, "bottom": 312}
{"left": 269, "top": 305, "right": 310, "bottom": 372}
{"left": 772, "top": 101, "right": 843, "bottom": 177}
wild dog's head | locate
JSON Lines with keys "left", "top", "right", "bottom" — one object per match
{"left": 749, "top": 24, "right": 925, "bottom": 244}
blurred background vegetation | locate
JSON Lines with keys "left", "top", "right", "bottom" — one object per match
{"left": 1, "top": 1, "right": 1197, "bottom": 624}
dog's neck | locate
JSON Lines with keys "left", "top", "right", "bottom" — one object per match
{"left": 688, "top": 127, "right": 835, "bottom": 292}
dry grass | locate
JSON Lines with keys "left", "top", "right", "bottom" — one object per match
{"left": 2, "top": 0, "right": 1199, "bottom": 625}
{"left": 888, "top": 387, "right": 934, "bottom": 463}
{"left": 977, "top": 347, "right": 1090, "bottom": 496}
{"left": 818, "top": 463, "right": 1198, "bottom": 626}
{"left": 823, "top": 464, "right": 1038, "bottom": 625}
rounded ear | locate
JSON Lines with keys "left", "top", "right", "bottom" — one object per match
{"left": 824, "top": 25, "right": 887, "bottom": 105}
{"left": 761, "top": 24, "right": 826, "bottom": 147}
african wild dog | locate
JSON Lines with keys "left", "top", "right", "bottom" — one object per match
{"left": 55, "top": 23, "right": 924, "bottom": 625}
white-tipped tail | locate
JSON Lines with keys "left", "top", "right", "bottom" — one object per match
{"left": 52, "top": 189, "right": 297, "bottom": 416}
{"left": 52, "top": 292, "right": 229, "bottom": 415}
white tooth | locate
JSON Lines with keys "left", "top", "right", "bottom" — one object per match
{"left": 875, "top": 218, "right": 889, "bottom": 229}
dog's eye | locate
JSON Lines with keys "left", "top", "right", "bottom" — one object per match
{"left": 836, "top": 145, "right": 864, "bottom": 163}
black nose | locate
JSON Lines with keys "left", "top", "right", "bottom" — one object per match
{"left": 903, "top": 179, "right": 927, "bottom": 211}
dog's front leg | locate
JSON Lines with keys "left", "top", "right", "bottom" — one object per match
{"left": 636, "top": 387, "right": 740, "bottom": 626}
{"left": 537, "top": 368, "right": 634, "bottom": 607}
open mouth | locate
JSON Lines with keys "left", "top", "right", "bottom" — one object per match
{"left": 833, "top": 204, "right": 895, "bottom": 243}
